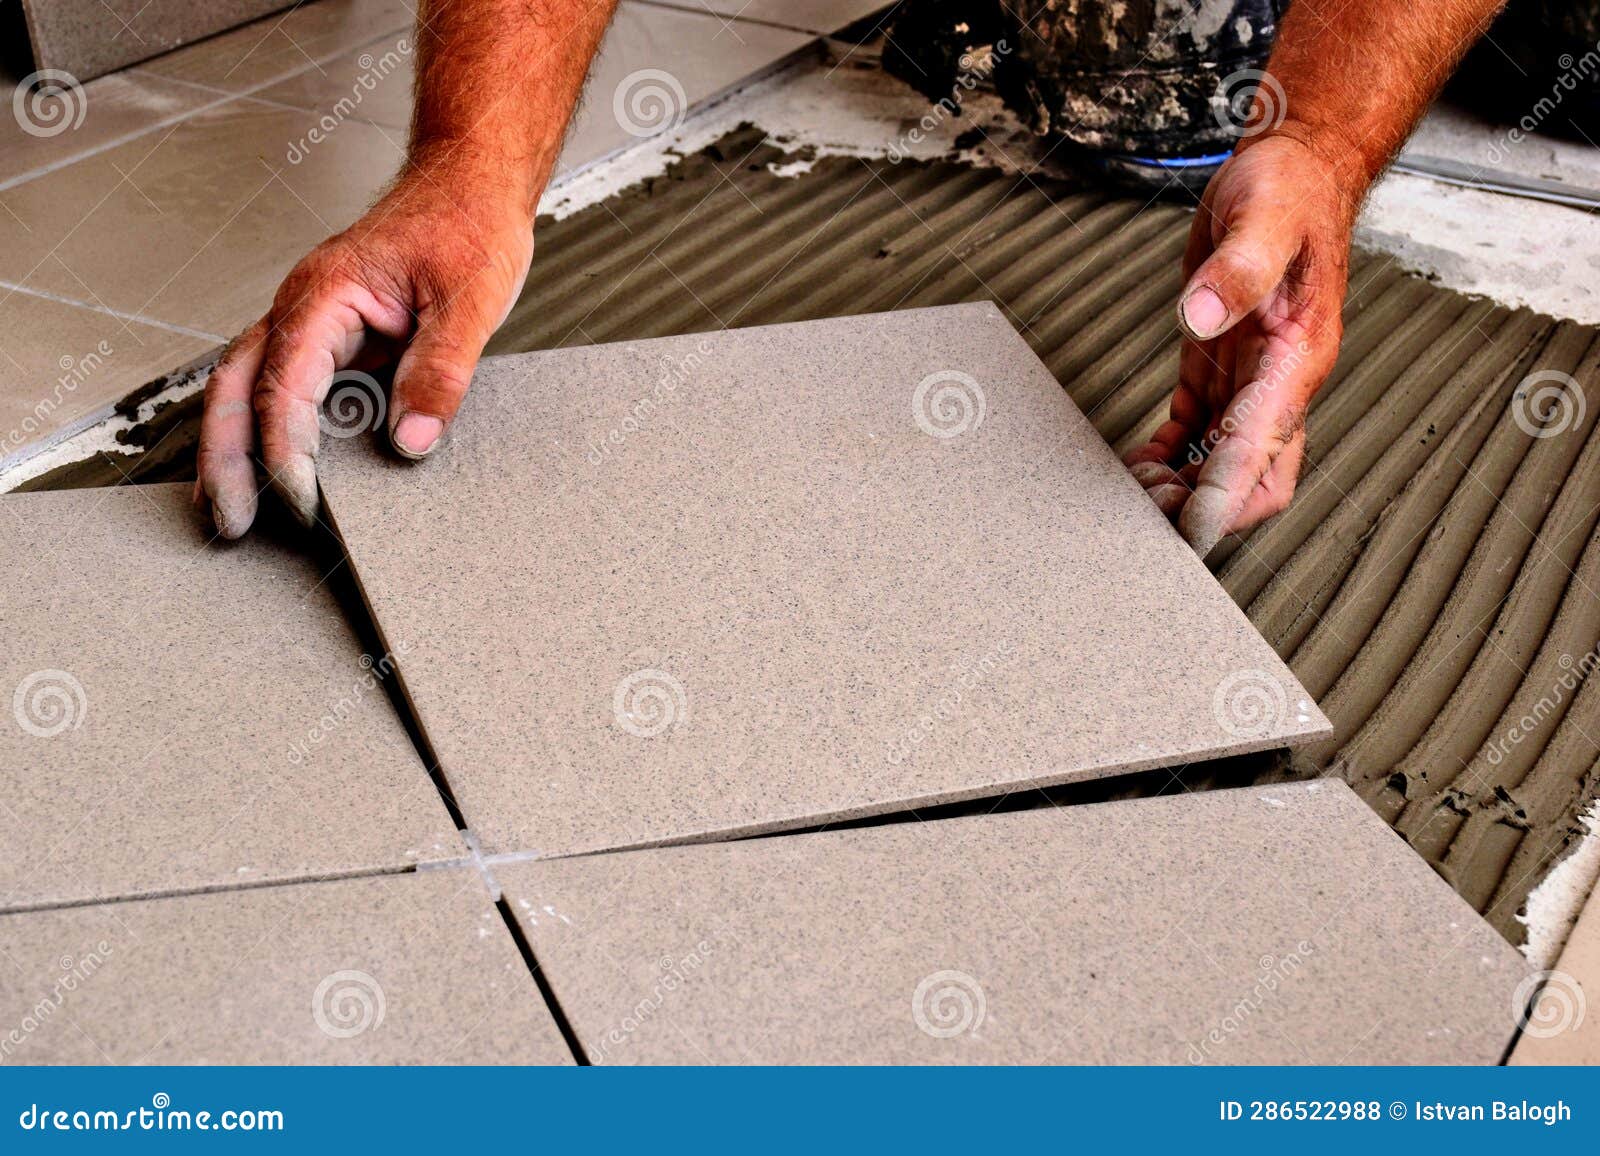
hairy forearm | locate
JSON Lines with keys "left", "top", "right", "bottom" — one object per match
{"left": 1249, "top": 0, "right": 1506, "bottom": 208}
{"left": 408, "top": 0, "right": 620, "bottom": 215}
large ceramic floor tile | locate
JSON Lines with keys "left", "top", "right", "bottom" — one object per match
{"left": 558, "top": 1, "right": 813, "bottom": 176}
{"left": 0, "top": 98, "right": 406, "bottom": 338}
{"left": 135, "top": 0, "right": 417, "bottom": 93}
{"left": 19, "top": 0, "right": 292, "bottom": 82}
{"left": 256, "top": 28, "right": 417, "bottom": 131}
{"left": 320, "top": 304, "right": 1330, "bottom": 858}
{"left": 0, "top": 292, "right": 215, "bottom": 471}
{"left": 501, "top": 780, "right": 1531, "bottom": 1064}
{"left": 0, "top": 483, "right": 461, "bottom": 911}
{"left": 1509, "top": 878, "right": 1600, "bottom": 1064}
{"left": 646, "top": 1, "right": 892, "bottom": 35}
{"left": 0, "top": 870, "right": 570, "bottom": 1063}
{"left": 0, "top": 71, "right": 216, "bottom": 188}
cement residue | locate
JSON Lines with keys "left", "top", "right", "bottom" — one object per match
{"left": 1519, "top": 802, "right": 1600, "bottom": 969}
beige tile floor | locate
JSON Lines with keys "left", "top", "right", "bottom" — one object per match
{"left": 0, "top": 0, "right": 854, "bottom": 472}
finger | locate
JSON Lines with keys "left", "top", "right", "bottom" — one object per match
{"left": 196, "top": 320, "right": 267, "bottom": 539}
{"left": 1177, "top": 203, "right": 1302, "bottom": 342}
{"left": 1177, "top": 378, "right": 1308, "bottom": 555}
{"left": 253, "top": 293, "right": 369, "bottom": 528}
{"left": 387, "top": 301, "right": 497, "bottom": 460}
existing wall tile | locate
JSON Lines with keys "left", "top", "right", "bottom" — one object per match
{"left": 500, "top": 781, "right": 1531, "bottom": 1064}
{"left": 1509, "top": 878, "right": 1600, "bottom": 1064}
{"left": 0, "top": 483, "right": 461, "bottom": 911}
{"left": 558, "top": 2, "right": 814, "bottom": 176}
{"left": 134, "top": 0, "right": 418, "bottom": 93}
{"left": 0, "top": 291, "right": 215, "bottom": 471}
{"left": 0, "top": 98, "right": 406, "bottom": 339}
{"left": 18, "top": 0, "right": 293, "bottom": 82}
{"left": 319, "top": 304, "right": 1330, "bottom": 859}
{"left": 0, "top": 869, "right": 570, "bottom": 1063}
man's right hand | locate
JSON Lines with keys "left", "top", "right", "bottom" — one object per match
{"left": 195, "top": 157, "right": 534, "bottom": 538}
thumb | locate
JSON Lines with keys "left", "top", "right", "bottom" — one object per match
{"left": 387, "top": 303, "right": 496, "bottom": 459}
{"left": 1177, "top": 203, "right": 1302, "bottom": 341}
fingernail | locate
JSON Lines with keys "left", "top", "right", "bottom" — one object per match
{"left": 273, "top": 458, "right": 320, "bottom": 530}
{"left": 392, "top": 413, "right": 444, "bottom": 459}
{"left": 1180, "top": 286, "right": 1229, "bottom": 339}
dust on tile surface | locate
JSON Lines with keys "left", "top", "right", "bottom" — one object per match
{"left": 0, "top": 869, "right": 570, "bottom": 1064}
{"left": 320, "top": 304, "right": 1329, "bottom": 859}
{"left": 499, "top": 779, "right": 1530, "bottom": 1064}
{"left": 0, "top": 483, "right": 461, "bottom": 912}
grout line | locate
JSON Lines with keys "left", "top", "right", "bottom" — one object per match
{"left": 0, "top": 860, "right": 432, "bottom": 918}
{"left": 628, "top": 0, "right": 885, "bottom": 38}
{"left": 0, "top": 279, "right": 228, "bottom": 342}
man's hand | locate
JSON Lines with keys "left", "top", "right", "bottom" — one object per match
{"left": 1124, "top": 135, "right": 1349, "bottom": 556}
{"left": 195, "top": 0, "right": 617, "bottom": 538}
{"left": 196, "top": 162, "right": 532, "bottom": 536}
{"left": 1125, "top": 0, "right": 1506, "bottom": 554}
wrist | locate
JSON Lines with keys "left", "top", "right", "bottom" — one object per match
{"left": 1234, "top": 121, "right": 1371, "bottom": 228}
{"left": 404, "top": 134, "right": 555, "bottom": 223}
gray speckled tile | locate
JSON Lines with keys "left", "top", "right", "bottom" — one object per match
{"left": 0, "top": 869, "right": 570, "bottom": 1064}
{"left": 18, "top": 0, "right": 293, "bottom": 82}
{"left": 0, "top": 483, "right": 461, "bottom": 912}
{"left": 320, "top": 304, "right": 1331, "bottom": 858}
{"left": 499, "top": 780, "right": 1532, "bottom": 1064}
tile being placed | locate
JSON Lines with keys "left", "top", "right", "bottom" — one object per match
{"left": 0, "top": 98, "right": 406, "bottom": 338}
{"left": 319, "top": 303, "right": 1331, "bottom": 858}
{"left": 500, "top": 780, "right": 1532, "bottom": 1065}
{"left": 556, "top": 1, "right": 814, "bottom": 176}
{"left": 0, "top": 869, "right": 571, "bottom": 1064}
{"left": 0, "top": 483, "right": 461, "bottom": 912}
{"left": 1509, "top": 874, "right": 1600, "bottom": 1064}
{"left": 18, "top": 0, "right": 292, "bottom": 82}
{"left": 0, "top": 292, "right": 216, "bottom": 472}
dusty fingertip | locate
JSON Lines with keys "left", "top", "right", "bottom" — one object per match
{"left": 270, "top": 458, "right": 321, "bottom": 530}
{"left": 390, "top": 413, "right": 444, "bottom": 460}
{"left": 1178, "top": 488, "right": 1230, "bottom": 558}
{"left": 1148, "top": 482, "right": 1189, "bottom": 516}
{"left": 1128, "top": 461, "right": 1172, "bottom": 488}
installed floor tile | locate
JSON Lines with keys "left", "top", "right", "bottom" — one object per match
{"left": 0, "top": 292, "right": 215, "bottom": 471}
{"left": 135, "top": 0, "right": 416, "bottom": 93}
{"left": 0, "top": 98, "right": 406, "bottom": 338}
{"left": 19, "top": 0, "right": 292, "bottom": 82}
{"left": 500, "top": 780, "right": 1530, "bottom": 1064}
{"left": 0, "top": 869, "right": 569, "bottom": 1063}
{"left": 256, "top": 28, "right": 417, "bottom": 131}
{"left": 321, "top": 305, "right": 1329, "bottom": 858}
{"left": 558, "top": 1, "right": 813, "bottom": 176}
{"left": 1509, "top": 880, "right": 1600, "bottom": 1064}
{"left": 646, "top": 1, "right": 893, "bottom": 34}
{"left": 0, "top": 483, "right": 460, "bottom": 911}
{"left": 0, "top": 70, "right": 216, "bottom": 188}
